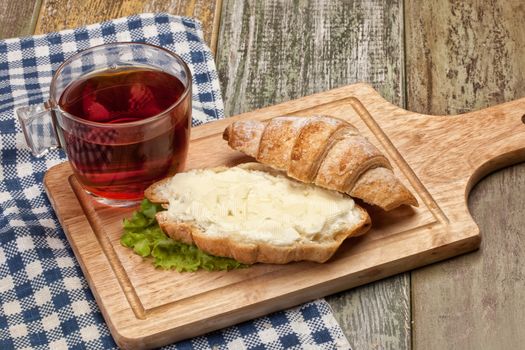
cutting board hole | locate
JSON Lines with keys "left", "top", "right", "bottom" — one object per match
{"left": 522, "top": 114, "right": 525, "bottom": 124}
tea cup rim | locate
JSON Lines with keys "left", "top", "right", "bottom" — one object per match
{"left": 49, "top": 41, "right": 192, "bottom": 128}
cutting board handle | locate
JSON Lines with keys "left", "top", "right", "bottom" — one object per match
{"left": 345, "top": 84, "right": 525, "bottom": 198}
{"left": 457, "top": 97, "right": 525, "bottom": 191}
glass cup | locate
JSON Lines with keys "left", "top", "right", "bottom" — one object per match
{"left": 17, "top": 42, "right": 192, "bottom": 207}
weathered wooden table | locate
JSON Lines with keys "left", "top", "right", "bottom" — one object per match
{"left": 4, "top": 1, "right": 524, "bottom": 348}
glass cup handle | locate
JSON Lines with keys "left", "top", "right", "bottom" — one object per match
{"left": 16, "top": 103, "right": 61, "bottom": 158}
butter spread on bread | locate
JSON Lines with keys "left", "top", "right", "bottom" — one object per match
{"left": 145, "top": 163, "right": 371, "bottom": 264}
{"left": 223, "top": 115, "right": 418, "bottom": 211}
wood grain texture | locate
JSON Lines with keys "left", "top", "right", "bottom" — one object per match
{"left": 215, "top": 1, "right": 412, "bottom": 348}
{"left": 0, "top": 0, "right": 41, "bottom": 39}
{"left": 406, "top": 1, "right": 525, "bottom": 349}
{"left": 405, "top": 0, "right": 525, "bottom": 115}
{"left": 216, "top": 0, "right": 405, "bottom": 117}
{"left": 328, "top": 274, "right": 411, "bottom": 350}
{"left": 34, "top": 0, "right": 220, "bottom": 48}
{"left": 412, "top": 163, "right": 525, "bottom": 350}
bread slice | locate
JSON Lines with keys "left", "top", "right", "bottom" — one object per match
{"left": 144, "top": 163, "right": 371, "bottom": 264}
{"left": 223, "top": 116, "right": 418, "bottom": 211}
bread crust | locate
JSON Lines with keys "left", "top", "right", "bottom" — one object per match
{"left": 256, "top": 116, "right": 307, "bottom": 170}
{"left": 289, "top": 116, "right": 347, "bottom": 182}
{"left": 349, "top": 167, "right": 418, "bottom": 211}
{"left": 144, "top": 163, "right": 372, "bottom": 264}
{"left": 223, "top": 115, "right": 418, "bottom": 211}
{"left": 155, "top": 206, "right": 371, "bottom": 264}
{"left": 222, "top": 120, "right": 264, "bottom": 158}
{"left": 143, "top": 177, "right": 172, "bottom": 204}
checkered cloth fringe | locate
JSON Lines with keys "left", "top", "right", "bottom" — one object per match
{"left": 0, "top": 13, "right": 351, "bottom": 350}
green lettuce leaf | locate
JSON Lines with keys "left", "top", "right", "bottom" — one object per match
{"left": 120, "top": 199, "right": 246, "bottom": 272}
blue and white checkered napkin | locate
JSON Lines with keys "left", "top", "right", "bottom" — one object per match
{"left": 0, "top": 13, "right": 351, "bottom": 349}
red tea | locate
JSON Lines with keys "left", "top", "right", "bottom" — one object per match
{"left": 58, "top": 67, "right": 190, "bottom": 201}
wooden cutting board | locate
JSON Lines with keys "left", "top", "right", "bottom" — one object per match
{"left": 44, "top": 83, "right": 525, "bottom": 349}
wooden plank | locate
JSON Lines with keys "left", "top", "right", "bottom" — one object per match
{"left": 406, "top": 1, "right": 525, "bottom": 349}
{"left": 216, "top": 0, "right": 405, "bottom": 117}
{"left": 328, "top": 275, "right": 411, "bottom": 350}
{"left": 405, "top": 0, "right": 525, "bottom": 115}
{"left": 0, "top": 0, "right": 41, "bottom": 39}
{"left": 411, "top": 165, "right": 525, "bottom": 349}
{"left": 215, "top": 1, "right": 410, "bottom": 348}
{"left": 33, "top": 0, "right": 221, "bottom": 49}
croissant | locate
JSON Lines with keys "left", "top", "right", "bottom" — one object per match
{"left": 222, "top": 115, "right": 418, "bottom": 211}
